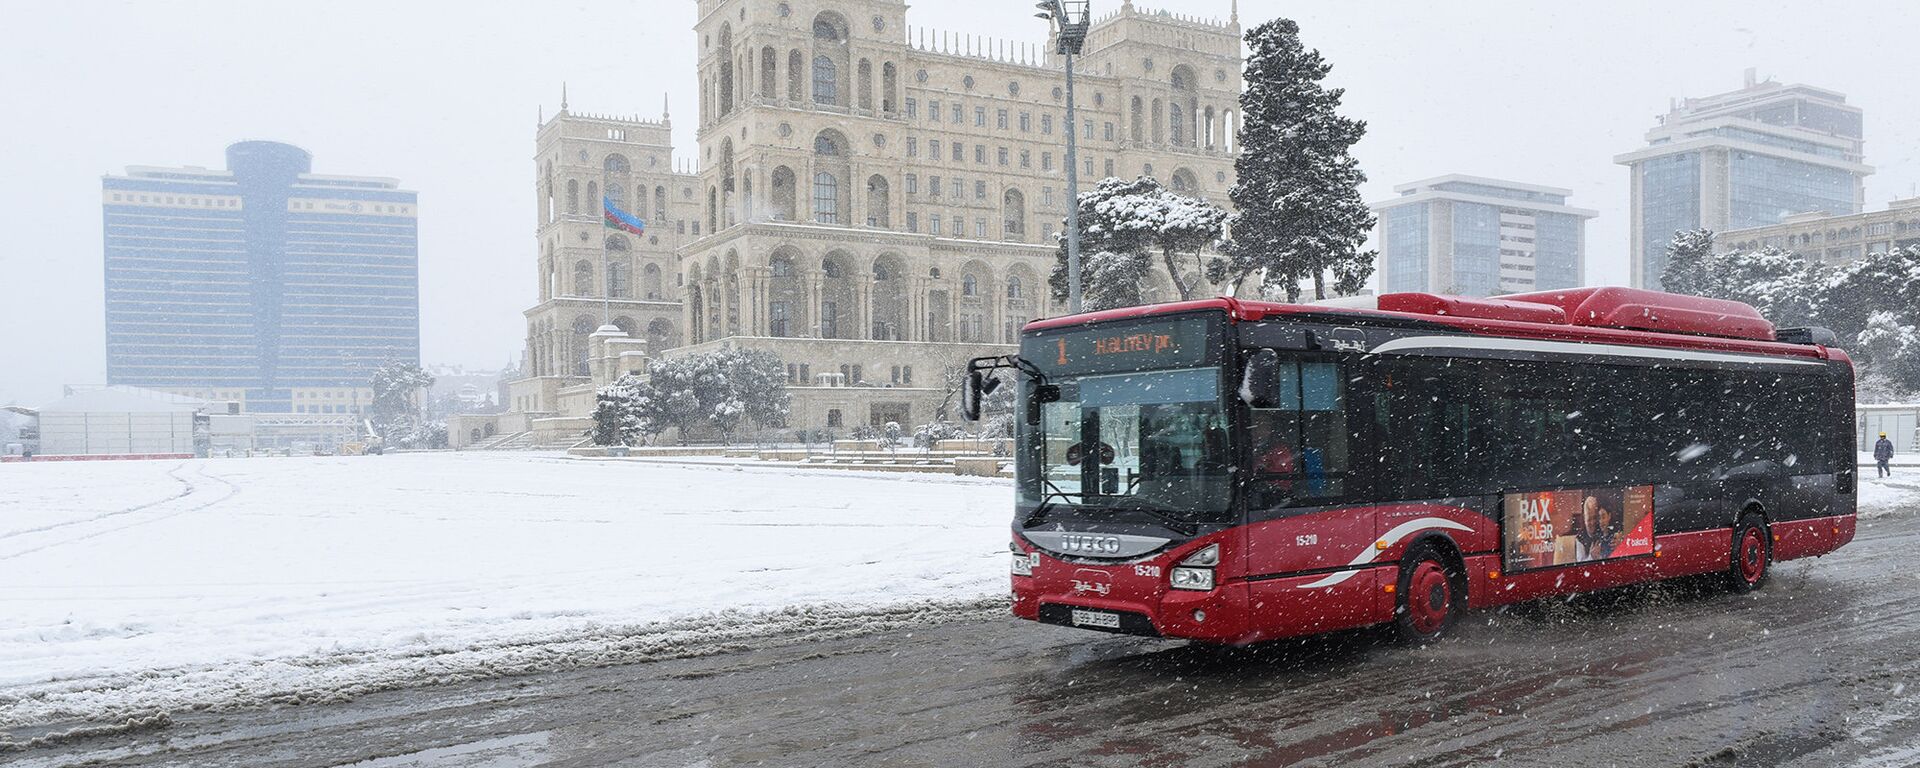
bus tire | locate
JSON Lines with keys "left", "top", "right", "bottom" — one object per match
{"left": 1393, "top": 541, "right": 1463, "bottom": 645}
{"left": 1726, "top": 514, "right": 1772, "bottom": 593}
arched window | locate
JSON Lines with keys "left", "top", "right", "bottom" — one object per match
{"left": 603, "top": 154, "right": 630, "bottom": 174}
{"left": 654, "top": 186, "right": 667, "bottom": 222}
{"left": 607, "top": 262, "right": 631, "bottom": 298}
{"left": 760, "top": 47, "right": 777, "bottom": 99}
{"left": 812, "top": 172, "right": 840, "bottom": 223}
{"left": 771, "top": 257, "right": 794, "bottom": 277}
{"left": 1007, "top": 276, "right": 1023, "bottom": 298}
{"left": 812, "top": 55, "right": 837, "bottom": 104}
{"left": 642, "top": 263, "right": 662, "bottom": 299}
{"left": 821, "top": 258, "right": 842, "bottom": 278}
{"left": 573, "top": 260, "right": 594, "bottom": 295}
{"left": 605, "top": 180, "right": 625, "bottom": 208}
{"left": 813, "top": 16, "right": 843, "bottom": 41}
{"left": 787, "top": 49, "right": 804, "bottom": 101}
{"left": 573, "top": 316, "right": 597, "bottom": 376}
{"left": 566, "top": 180, "right": 580, "bottom": 214}
{"left": 814, "top": 133, "right": 841, "bottom": 155}
{"left": 962, "top": 274, "right": 978, "bottom": 296}
{"left": 1002, "top": 188, "right": 1026, "bottom": 238}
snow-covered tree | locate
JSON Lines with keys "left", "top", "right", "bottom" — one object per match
{"left": 1659, "top": 241, "right": 1823, "bottom": 328}
{"left": 627, "top": 347, "right": 789, "bottom": 444}
{"left": 1221, "top": 17, "right": 1375, "bottom": 301}
{"left": 913, "top": 419, "right": 971, "bottom": 448}
{"left": 368, "top": 361, "right": 441, "bottom": 448}
{"left": 592, "top": 374, "right": 648, "bottom": 446}
{"left": 1663, "top": 239, "right": 1920, "bottom": 396}
{"left": 1823, "top": 246, "right": 1920, "bottom": 341}
{"left": 1856, "top": 310, "right": 1920, "bottom": 400}
{"left": 1049, "top": 176, "right": 1227, "bottom": 310}
{"left": 1657, "top": 229, "right": 1720, "bottom": 296}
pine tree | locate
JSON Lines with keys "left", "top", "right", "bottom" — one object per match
{"left": 1049, "top": 176, "right": 1227, "bottom": 309}
{"left": 368, "top": 361, "right": 436, "bottom": 447}
{"left": 1657, "top": 229, "right": 1719, "bottom": 297}
{"left": 1223, "top": 18, "right": 1375, "bottom": 301}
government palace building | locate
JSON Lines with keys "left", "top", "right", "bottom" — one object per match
{"left": 490, "top": 0, "right": 1244, "bottom": 446}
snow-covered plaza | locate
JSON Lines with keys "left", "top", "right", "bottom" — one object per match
{"left": 0, "top": 453, "right": 1011, "bottom": 727}
{"left": 1, "top": 451, "right": 1916, "bottom": 730}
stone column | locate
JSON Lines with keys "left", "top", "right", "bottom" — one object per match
{"left": 806, "top": 273, "right": 823, "bottom": 337}
{"left": 856, "top": 278, "right": 873, "bottom": 340}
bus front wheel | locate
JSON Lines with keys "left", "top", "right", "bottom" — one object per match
{"left": 1393, "top": 542, "right": 1463, "bottom": 645}
{"left": 1727, "top": 514, "right": 1772, "bottom": 593}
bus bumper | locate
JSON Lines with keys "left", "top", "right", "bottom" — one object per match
{"left": 1013, "top": 564, "right": 1396, "bottom": 645}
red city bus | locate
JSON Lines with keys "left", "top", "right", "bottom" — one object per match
{"left": 963, "top": 287, "right": 1857, "bottom": 644}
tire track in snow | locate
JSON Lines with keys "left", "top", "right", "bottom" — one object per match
{"left": 0, "top": 463, "right": 195, "bottom": 541}
{"left": 0, "top": 463, "right": 240, "bottom": 561}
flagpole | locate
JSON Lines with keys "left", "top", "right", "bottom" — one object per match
{"left": 601, "top": 198, "right": 611, "bottom": 327}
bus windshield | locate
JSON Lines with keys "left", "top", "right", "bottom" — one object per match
{"left": 1016, "top": 313, "right": 1232, "bottom": 523}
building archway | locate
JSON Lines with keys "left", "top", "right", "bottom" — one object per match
{"left": 871, "top": 253, "right": 907, "bottom": 340}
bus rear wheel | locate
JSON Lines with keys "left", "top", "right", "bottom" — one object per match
{"left": 1393, "top": 542, "right": 1462, "bottom": 645}
{"left": 1726, "top": 515, "right": 1772, "bottom": 593}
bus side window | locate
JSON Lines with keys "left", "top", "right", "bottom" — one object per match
{"left": 1249, "top": 360, "right": 1347, "bottom": 506}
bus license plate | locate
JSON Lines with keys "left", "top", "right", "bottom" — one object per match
{"left": 1071, "top": 609, "right": 1121, "bottom": 629}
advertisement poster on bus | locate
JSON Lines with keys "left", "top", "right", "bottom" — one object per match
{"left": 1503, "top": 485, "right": 1655, "bottom": 571}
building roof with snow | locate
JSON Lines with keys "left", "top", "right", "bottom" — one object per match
{"left": 40, "top": 386, "right": 208, "bottom": 414}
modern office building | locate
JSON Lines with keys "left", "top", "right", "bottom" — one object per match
{"left": 1370, "top": 175, "right": 1596, "bottom": 297}
{"left": 1721, "top": 197, "right": 1920, "bottom": 265}
{"left": 102, "top": 141, "right": 419, "bottom": 413}
{"left": 1615, "top": 72, "right": 1872, "bottom": 289}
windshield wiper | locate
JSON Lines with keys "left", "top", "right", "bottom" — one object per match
{"left": 1103, "top": 495, "right": 1197, "bottom": 536}
{"left": 1022, "top": 480, "right": 1080, "bottom": 528}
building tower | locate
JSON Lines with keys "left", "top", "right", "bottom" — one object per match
{"left": 1371, "top": 176, "right": 1596, "bottom": 297}
{"left": 1614, "top": 71, "right": 1872, "bottom": 289}
{"left": 509, "top": 95, "right": 700, "bottom": 416}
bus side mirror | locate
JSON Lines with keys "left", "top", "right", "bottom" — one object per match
{"left": 962, "top": 371, "right": 999, "bottom": 421}
{"left": 1243, "top": 349, "right": 1282, "bottom": 408}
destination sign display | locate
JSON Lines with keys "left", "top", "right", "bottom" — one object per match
{"left": 1022, "top": 315, "right": 1216, "bottom": 376}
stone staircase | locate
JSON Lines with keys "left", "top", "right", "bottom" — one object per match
{"left": 472, "top": 431, "right": 535, "bottom": 450}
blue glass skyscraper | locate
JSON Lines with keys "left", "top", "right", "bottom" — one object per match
{"left": 1371, "top": 176, "right": 1596, "bottom": 298}
{"left": 1615, "top": 74, "right": 1871, "bottom": 289}
{"left": 102, "top": 141, "right": 419, "bottom": 413}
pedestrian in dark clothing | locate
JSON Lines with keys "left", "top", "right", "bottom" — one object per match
{"left": 1876, "top": 433, "right": 1896, "bottom": 478}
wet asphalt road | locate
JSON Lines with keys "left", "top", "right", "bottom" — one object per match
{"left": 16, "top": 512, "right": 1920, "bottom": 768}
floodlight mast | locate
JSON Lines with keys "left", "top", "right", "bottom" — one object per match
{"left": 1037, "top": 0, "right": 1091, "bottom": 314}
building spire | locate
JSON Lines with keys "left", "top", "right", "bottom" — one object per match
{"left": 560, "top": 82, "right": 569, "bottom": 112}
{"left": 662, "top": 92, "right": 670, "bottom": 120}
{"left": 1229, "top": 0, "right": 1238, "bottom": 23}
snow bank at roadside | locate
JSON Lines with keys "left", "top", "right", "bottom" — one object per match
{"left": 0, "top": 454, "right": 1012, "bottom": 729}
{"left": 1859, "top": 474, "right": 1920, "bottom": 519}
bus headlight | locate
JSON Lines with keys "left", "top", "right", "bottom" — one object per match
{"left": 1011, "top": 549, "right": 1037, "bottom": 577}
{"left": 1179, "top": 544, "right": 1220, "bottom": 567}
{"left": 1170, "top": 566, "right": 1214, "bottom": 591}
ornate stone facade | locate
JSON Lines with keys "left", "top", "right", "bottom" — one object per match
{"left": 509, "top": 0, "right": 1242, "bottom": 435}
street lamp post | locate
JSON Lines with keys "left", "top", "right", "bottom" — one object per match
{"left": 1036, "top": 0, "right": 1090, "bottom": 314}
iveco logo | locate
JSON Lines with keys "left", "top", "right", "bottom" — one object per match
{"left": 1058, "top": 534, "right": 1123, "bottom": 554}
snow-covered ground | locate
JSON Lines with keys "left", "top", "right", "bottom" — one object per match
{"left": 0, "top": 453, "right": 1012, "bottom": 728}
{"left": 2, "top": 452, "right": 1917, "bottom": 730}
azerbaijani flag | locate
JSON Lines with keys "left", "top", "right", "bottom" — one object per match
{"left": 603, "top": 196, "right": 646, "bottom": 236}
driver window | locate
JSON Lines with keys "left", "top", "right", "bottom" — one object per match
{"left": 1248, "top": 360, "right": 1348, "bottom": 507}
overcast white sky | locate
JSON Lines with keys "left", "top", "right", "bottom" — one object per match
{"left": 3, "top": 0, "right": 1917, "bottom": 407}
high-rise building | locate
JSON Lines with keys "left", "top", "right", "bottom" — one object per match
{"left": 102, "top": 141, "right": 419, "bottom": 414}
{"left": 1370, "top": 175, "right": 1595, "bottom": 297}
{"left": 1614, "top": 72, "right": 1872, "bottom": 289}
{"left": 506, "top": 0, "right": 1244, "bottom": 434}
